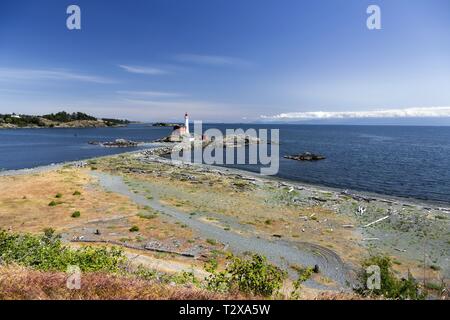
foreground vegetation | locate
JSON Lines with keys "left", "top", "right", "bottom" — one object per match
{"left": 0, "top": 229, "right": 125, "bottom": 273}
{"left": 0, "top": 229, "right": 435, "bottom": 300}
{"left": 0, "top": 230, "right": 293, "bottom": 299}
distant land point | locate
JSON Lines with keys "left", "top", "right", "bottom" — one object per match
{"left": 0, "top": 111, "right": 131, "bottom": 129}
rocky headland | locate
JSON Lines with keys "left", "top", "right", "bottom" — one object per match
{"left": 0, "top": 111, "right": 130, "bottom": 129}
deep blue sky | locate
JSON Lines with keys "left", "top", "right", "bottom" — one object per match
{"left": 1, "top": 0, "right": 450, "bottom": 123}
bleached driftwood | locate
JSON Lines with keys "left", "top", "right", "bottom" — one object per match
{"left": 362, "top": 238, "right": 380, "bottom": 241}
{"left": 364, "top": 215, "right": 389, "bottom": 228}
{"left": 71, "top": 238, "right": 196, "bottom": 258}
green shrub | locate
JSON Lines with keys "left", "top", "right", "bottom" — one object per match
{"left": 129, "top": 226, "right": 139, "bottom": 232}
{"left": 55, "top": 193, "right": 63, "bottom": 199}
{"left": 72, "top": 191, "right": 82, "bottom": 196}
{"left": 204, "top": 257, "right": 218, "bottom": 273}
{"left": 0, "top": 230, "right": 126, "bottom": 273}
{"left": 357, "top": 255, "right": 425, "bottom": 300}
{"left": 171, "top": 271, "right": 200, "bottom": 286}
{"left": 48, "top": 201, "right": 61, "bottom": 207}
{"left": 290, "top": 267, "right": 314, "bottom": 299}
{"left": 71, "top": 211, "right": 81, "bottom": 218}
{"left": 206, "top": 253, "right": 287, "bottom": 297}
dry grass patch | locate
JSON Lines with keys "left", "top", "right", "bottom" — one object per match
{"left": 0, "top": 265, "right": 242, "bottom": 300}
{"left": 0, "top": 168, "right": 139, "bottom": 233}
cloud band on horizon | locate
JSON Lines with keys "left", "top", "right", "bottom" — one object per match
{"left": 261, "top": 106, "right": 450, "bottom": 120}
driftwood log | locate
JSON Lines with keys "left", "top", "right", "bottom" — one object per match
{"left": 71, "top": 238, "right": 196, "bottom": 258}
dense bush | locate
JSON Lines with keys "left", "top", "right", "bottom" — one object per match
{"left": 357, "top": 255, "right": 425, "bottom": 300}
{"left": 0, "top": 230, "right": 126, "bottom": 273}
{"left": 42, "top": 111, "right": 96, "bottom": 122}
{"left": 206, "top": 253, "right": 287, "bottom": 297}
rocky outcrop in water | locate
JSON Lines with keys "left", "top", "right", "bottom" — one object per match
{"left": 152, "top": 122, "right": 181, "bottom": 127}
{"left": 284, "top": 152, "right": 326, "bottom": 161}
{"left": 89, "top": 139, "right": 139, "bottom": 147}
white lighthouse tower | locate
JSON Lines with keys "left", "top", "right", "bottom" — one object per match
{"left": 184, "top": 112, "right": 190, "bottom": 135}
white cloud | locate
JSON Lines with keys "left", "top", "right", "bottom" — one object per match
{"left": 0, "top": 67, "right": 113, "bottom": 83}
{"left": 118, "top": 65, "right": 169, "bottom": 75}
{"left": 116, "top": 90, "right": 183, "bottom": 98}
{"left": 261, "top": 106, "right": 450, "bottom": 120}
{"left": 174, "top": 54, "right": 250, "bottom": 67}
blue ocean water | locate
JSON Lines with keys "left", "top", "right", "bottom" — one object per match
{"left": 207, "top": 124, "right": 450, "bottom": 204}
{"left": 1, "top": 124, "right": 450, "bottom": 204}
{"left": 0, "top": 124, "right": 172, "bottom": 170}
